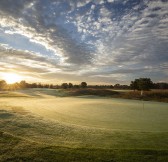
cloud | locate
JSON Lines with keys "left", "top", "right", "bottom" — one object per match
{"left": 0, "top": 45, "right": 62, "bottom": 73}
{"left": 0, "top": 0, "right": 168, "bottom": 83}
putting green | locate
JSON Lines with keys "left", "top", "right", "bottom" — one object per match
{"left": 1, "top": 94, "right": 168, "bottom": 132}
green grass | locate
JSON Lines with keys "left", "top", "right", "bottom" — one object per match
{"left": 1, "top": 131, "right": 168, "bottom": 162}
{"left": 0, "top": 88, "right": 168, "bottom": 161}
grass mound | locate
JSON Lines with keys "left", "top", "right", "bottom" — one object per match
{"left": 67, "top": 88, "right": 119, "bottom": 97}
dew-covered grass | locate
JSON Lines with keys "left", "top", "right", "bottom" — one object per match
{"left": 0, "top": 89, "right": 168, "bottom": 161}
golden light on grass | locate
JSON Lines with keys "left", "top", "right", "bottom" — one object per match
{"left": 3, "top": 73, "right": 23, "bottom": 84}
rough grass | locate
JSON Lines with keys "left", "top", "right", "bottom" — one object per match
{"left": 119, "top": 90, "right": 168, "bottom": 102}
{"left": 66, "top": 88, "right": 119, "bottom": 96}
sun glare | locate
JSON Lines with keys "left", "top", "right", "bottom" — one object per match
{"left": 3, "top": 73, "right": 22, "bottom": 84}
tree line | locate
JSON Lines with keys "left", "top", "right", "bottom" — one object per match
{"left": 130, "top": 78, "right": 168, "bottom": 91}
{"left": 0, "top": 78, "right": 168, "bottom": 91}
{"left": 0, "top": 80, "right": 88, "bottom": 90}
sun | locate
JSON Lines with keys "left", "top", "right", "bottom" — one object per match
{"left": 3, "top": 73, "right": 22, "bottom": 84}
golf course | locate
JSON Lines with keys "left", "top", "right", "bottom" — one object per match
{"left": 0, "top": 89, "right": 168, "bottom": 162}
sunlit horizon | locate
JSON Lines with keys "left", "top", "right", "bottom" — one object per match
{"left": 2, "top": 73, "right": 23, "bottom": 84}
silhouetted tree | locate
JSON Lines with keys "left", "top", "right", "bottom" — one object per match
{"left": 138, "top": 78, "right": 153, "bottom": 91}
{"left": 61, "top": 83, "right": 68, "bottom": 89}
{"left": 114, "top": 84, "right": 120, "bottom": 89}
{"left": 49, "top": 84, "right": 54, "bottom": 89}
{"left": 114, "top": 84, "right": 130, "bottom": 89}
{"left": 81, "top": 82, "right": 87, "bottom": 88}
{"left": 130, "top": 79, "right": 139, "bottom": 91}
{"left": 37, "top": 83, "right": 43, "bottom": 88}
{"left": 68, "top": 83, "right": 73, "bottom": 88}
{"left": 109, "top": 85, "right": 114, "bottom": 89}
{"left": 12, "top": 82, "right": 20, "bottom": 90}
{"left": 154, "top": 82, "right": 168, "bottom": 89}
{"left": 43, "top": 84, "right": 50, "bottom": 88}
{"left": 0, "top": 80, "right": 7, "bottom": 90}
{"left": 74, "top": 85, "right": 79, "bottom": 89}
{"left": 31, "top": 83, "right": 38, "bottom": 88}
{"left": 130, "top": 78, "right": 153, "bottom": 91}
{"left": 20, "top": 80, "right": 28, "bottom": 89}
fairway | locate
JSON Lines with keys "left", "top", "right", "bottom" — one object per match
{"left": 0, "top": 89, "right": 168, "bottom": 161}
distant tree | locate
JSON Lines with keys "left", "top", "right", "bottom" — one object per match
{"left": 37, "top": 83, "right": 43, "bottom": 88}
{"left": 154, "top": 83, "right": 168, "bottom": 89}
{"left": 55, "top": 85, "right": 60, "bottom": 89}
{"left": 130, "top": 78, "right": 153, "bottom": 91}
{"left": 49, "top": 84, "right": 53, "bottom": 89}
{"left": 114, "top": 84, "right": 130, "bottom": 89}
{"left": 68, "top": 83, "right": 73, "bottom": 88}
{"left": 12, "top": 82, "right": 20, "bottom": 90}
{"left": 81, "top": 82, "right": 87, "bottom": 88}
{"left": 73, "top": 84, "right": 79, "bottom": 89}
{"left": 109, "top": 85, "right": 114, "bottom": 89}
{"left": 0, "top": 80, "right": 7, "bottom": 90}
{"left": 19, "top": 80, "right": 28, "bottom": 89}
{"left": 31, "top": 83, "right": 37, "bottom": 88}
{"left": 114, "top": 84, "right": 120, "bottom": 89}
{"left": 61, "top": 83, "right": 68, "bottom": 89}
{"left": 43, "top": 84, "right": 50, "bottom": 88}
{"left": 130, "top": 79, "right": 139, "bottom": 91}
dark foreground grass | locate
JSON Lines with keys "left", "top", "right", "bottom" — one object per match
{"left": 1, "top": 131, "right": 168, "bottom": 162}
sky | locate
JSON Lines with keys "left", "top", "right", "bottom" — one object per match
{"left": 0, "top": 0, "right": 168, "bottom": 85}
